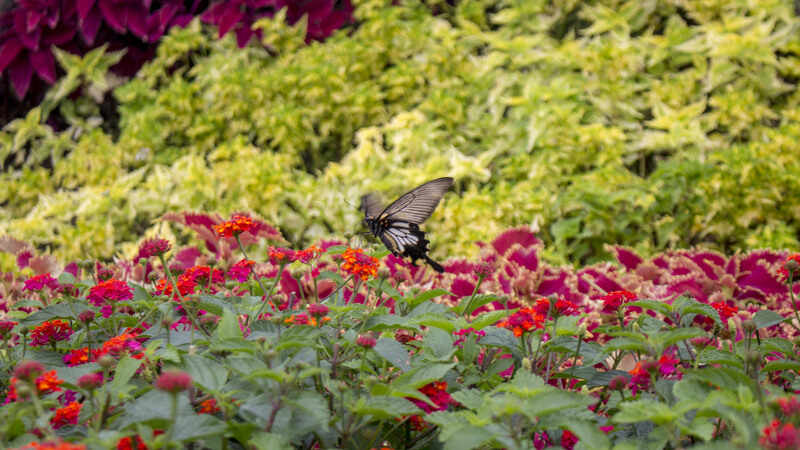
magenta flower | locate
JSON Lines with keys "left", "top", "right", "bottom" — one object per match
{"left": 87, "top": 279, "right": 134, "bottom": 318}
{"left": 23, "top": 273, "right": 60, "bottom": 291}
{"left": 228, "top": 259, "right": 255, "bottom": 282}
{"left": 155, "top": 370, "right": 193, "bottom": 393}
{"left": 134, "top": 238, "right": 171, "bottom": 263}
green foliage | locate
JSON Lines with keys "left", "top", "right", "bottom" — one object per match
{"left": 2, "top": 1, "right": 800, "bottom": 267}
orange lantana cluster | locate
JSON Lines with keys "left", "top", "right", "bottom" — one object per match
{"left": 213, "top": 214, "right": 256, "bottom": 238}
{"left": 341, "top": 248, "right": 380, "bottom": 281}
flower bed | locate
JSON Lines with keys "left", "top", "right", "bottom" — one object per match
{"left": 0, "top": 217, "right": 799, "bottom": 449}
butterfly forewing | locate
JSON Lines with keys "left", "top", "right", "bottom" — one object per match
{"left": 360, "top": 193, "right": 384, "bottom": 218}
{"left": 378, "top": 177, "right": 454, "bottom": 224}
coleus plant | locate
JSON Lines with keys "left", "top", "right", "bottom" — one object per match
{"left": 0, "top": 0, "right": 354, "bottom": 100}
{"left": 0, "top": 215, "right": 798, "bottom": 448}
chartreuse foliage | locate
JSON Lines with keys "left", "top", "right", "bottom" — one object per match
{"left": 2, "top": 0, "right": 800, "bottom": 268}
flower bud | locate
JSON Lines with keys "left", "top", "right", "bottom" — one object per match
{"left": 308, "top": 303, "right": 329, "bottom": 318}
{"left": 742, "top": 319, "right": 756, "bottom": 334}
{"left": 522, "top": 357, "right": 533, "bottom": 371}
{"left": 97, "top": 354, "right": 116, "bottom": 370}
{"left": 155, "top": 370, "right": 193, "bottom": 393}
{"left": 13, "top": 360, "right": 45, "bottom": 381}
{"left": 608, "top": 375, "right": 628, "bottom": 391}
{"left": 356, "top": 334, "right": 377, "bottom": 349}
{"left": 78, "top": 310, "right": 95, "bottom": 324}
{"left": 77, "top": 373, "right": 104, "bottom": 390}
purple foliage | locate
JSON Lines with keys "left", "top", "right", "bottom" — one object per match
{"left": 1, "top": 0, "right": 354, "bottom": 100}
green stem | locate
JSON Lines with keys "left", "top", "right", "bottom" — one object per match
{"left": 30, "top": 387, "right": 56, "bottom": 440}
{"left": 250, "top": 262, "right": 287, "bottom": 325}
{"left": 159, "top": 255, "right": 210, "bottom": 338}
{"left": 462, "top": 274, "right": 487, "bottom": 320}
{"left": 789, "top": 272, "right": 800, "bottom": 331}
{"left": 164, "top": 393, "right": 179, "bottom": 446}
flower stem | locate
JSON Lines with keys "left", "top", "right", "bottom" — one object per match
{"left": 462, "top": 273, "right": 487, "bottom": 320}
{"left": 164, "top": 393, "right": 179, "bottom": 446}
{"left": 250, "top": 262, "right": 286, "bottom": 325}
{"left": 159, "top": 255, "right": 210, "bottom": 338}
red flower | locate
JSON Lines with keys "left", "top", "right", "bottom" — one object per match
{"left": 199, "top": 398, "right": 220, "bottom": 414}
{"left": 777, "top": 396, "right": 800, "bottom": 417}
{"left": 778, "top": 254, "right": 800, "bottom": 283}
{"left": 228, "top": 259, "right": 255, "bottom": 282}
{"left": 533, "top": 297, "right": 577, "bottom": 317}
{"left": 134, "top": 238, "right": 171, "bottom": 263}
{"left": 155, "top": 371, "right": 193, "bottom": 393}
{"left": 711, "top": 301, "right": 738, "bottom": 321}
{"left": 308, "top": 304, "right": 329, "bottom": 318}
{"left": 213, "top": 214, "right": 256, "bottom": 238}
{"left": 51, "top": 401, "right": 82, "bottom": 429}
{"left": 628, "top": 360, "right": 657, "bottom": 395}
{"left": 23, "top": 273, "right": 60, "bottom": 291}
{"left": 77, "top": 373, "right": 104, "bottom": 390}
{"left": 760, "top": 420, "right": 800, "bottom": 449}
{"left": 36, "top": 370, "right": 65, "bottom": 394}
{"left": 295, "top": 244, "right": 323, "bottom": 263}
{"left": 561, "top": 429, "right": 579, "bottom": 450}
{"left": 497, "top": 307, "right": 545, "bottom": 337}
{"left": 0, "top": 320, "right": 17, "bottom": 338}
{"left": 155, "top": 277, "right": 197, "bottom": 299}
{"left": 182, "top": 266, "right": 225, "bottom": 285}
{"left": 88, "top": 279, "right": 134, "bottom": 318}
{"left": 117, "top": 436, "right": 148, "bottom": 450}
{"left": 356, "top": 334, "right": 377, "bottom": 348}
{"left": 100, "top": 332, "right": 143, "bottom": 357}
{"left": 657, "top": 351, "right": 681, "bottom": 377}
{"left": 30, "top": 319, "right": 73, "bottom": 346}
{"left": 599, "top": 290, "right": 636, "bottom": 314}
{"left": 405, "top": 381, "right": 458, "bottom": 429}
{"left": 63, "top": 347, "right": 102, "bottom": 366}
{"left": 284, "top": 313, "right": 328, "bottom": 327}
{"left": 269, "top": 246, "right": 297, "bottom": 265}
{"left": 341, "top": 248, "right": 380, "bottom": 281}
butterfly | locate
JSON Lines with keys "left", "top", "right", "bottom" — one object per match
{"left": 360, "top": 177, "right": 454, "bottom": 273}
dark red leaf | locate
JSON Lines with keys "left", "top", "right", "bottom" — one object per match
{"left": 79, "top": 7, "right": 102, "bottom": 45}
{"left": 8, "top": 58, "right": 33, "bottom": 98}
{"left": 201, "top": 1, "right": 229, "bottom": 23}
{"left": 235, "top": 24, "right": 253, "bottom": 47}
{"left": 30, "top": 48, "right": 56, "bottom": 83}
{"left": 77, "top": 0, "right": 96, "bottom": 20}
{"left": 98, "top": 0, "right": 127, "bottom": 33}
{"left": 169, "top": 13, "right": 193, "bottom": 28}
{"left": 218, "top": 6, "right": 245, "bottom": 37}
{"left": 42, "top": 23, "right": 77, "bottom": 46}
{"left": 127, "top": 6, "right": 147, "bottom": 39}
{"left": 25, "top": 10, "right": 44, "bottom": 33}
{"left": 0, "top": 38, "right": 24, "bottom": 73}
{"left": 44, "top": 6, "right": 61, "bottom": 28}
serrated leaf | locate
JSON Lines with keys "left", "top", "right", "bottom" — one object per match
{"left": 351, "top": 396, "right": 421, "bottom": 419}
{"left": 406, "top": 289, "right": 451, "bottom": 309}
{"left": 627, "top": 299, "right": 672, "bottom": 316}
{"left": 762, "top": 359, "right": 800, "bottom": 372}
{"left": 373, "top": 338, "right": 411, "bottom": 371}
{"left": 752, "top": 310, "right": 785, "bottom": 329}
{"left": 184, "top": 355, "right": 229, "bottom": 392}
{"left": 109, "top": 356, "right": 143, "bottom": 396}
{"left": 215, "top": 309, "right": 242, "bottom": 341}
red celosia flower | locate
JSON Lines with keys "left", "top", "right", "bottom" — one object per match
{"left": 341, "top": 248, "right": 380, "bottom": 281}
{"left": 777, "top": 396, "right": 800, "bottom": 417}
{"left": 0, "top": 320, "right": 17, "bottom": 338}
{"left": 561, "top": 429, "right": 579, "bottom": 450}
{"left": 155, "top": 371, "right": 193, "bottom": 393}
{"left": 760, "top": 420, "right": 800, "bottom": 449}
{"left": 117, "top": 435, "right": 148, "bottom": 450}
{"left": 269, "top": 246, "right": 297, "bottom": 265}
{"left": 51, "top": 401, "right": 82, "bottom": 429}
{"left": 599, "top": 290, "right": 636, "bottom": 314}
{"left": 199, "top": 398, "right": 220, "bottom": 414}
{"left": 778, "top": 254, "right": 800, "bottom": 283}
{"left": 23, "top": 273, "right": 60, "bottom": 291}
{"left": 16, "top": 440, "right": 87, "bottom": 450}
{"left": 496, "top": 307, "right": 545, "bottom": 337}
{"left": 182, "top": 266, "right": 225, "bottom": 286}
{"left": 134, "top": 238, "right": 171, "bottom": 263}
{"left": 30, "top": 319, "right": 73, "bottom": 346}
{"left": 213, "top": 214, "right": 256, "bottom": 238}
{"left": 77, "top": 373, "right": 104, "bottom": 390}
{"left": 228, "top": 259, "right": 255, "bottom": 282}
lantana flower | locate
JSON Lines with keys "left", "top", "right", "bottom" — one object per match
{"left": 29, "top": 319, "right": 73, "bottom": 346}
{"left": 24, "top": 273, "right": 60, "bottom": 291}
{"left": 213, "top": 214, "right": 256, "bottom": 238}
{"left": 341, "top": 248, "right": 380, "bottom": 281}
{"left": 88, "top": 279, "right": 134, "bottom": 318}
{"left": 598, "top": 290, "right": 636, "bottom": 314}
{"left": 760, "top": 420, "right": 800, "bottom": 450}
{"left": 51, "top": 401, "right": 82, "bottom": 429}
{"left": 134, "top": 238, "right": 171, "bottom": 263}
{"left": 497, "top": 307, "right": 545, "bottom": 337}
{"left": 228, "top": 259, "right": 255, "bottom": 282}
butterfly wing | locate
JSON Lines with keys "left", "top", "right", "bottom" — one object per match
{"left": 377, "top": 177, "right": 454, "bottom": 224}
{"left": 360, "top": 193, "right": 384, "bottom": 219}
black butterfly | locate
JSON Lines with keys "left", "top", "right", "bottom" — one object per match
{"left": 360, "top": 177, "right": 454, "bottom": 273}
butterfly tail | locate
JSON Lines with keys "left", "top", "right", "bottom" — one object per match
{"left": 425, "top": 255, "right": 445, "bottom": 273}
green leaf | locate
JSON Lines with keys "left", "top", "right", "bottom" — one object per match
{"left": 603, "top": 336, "right": 649, "bottom": 353}
{"left": 480, "top": 326, "right": 521, "bottom": 357}
{"left": 697, "top": 348, "right": 743, "bottom": 369}
{"left": 614, "top": 399, "right": 677, "bottom": 425}
{"left": 453, "top": 294, "right": 500, "bottom": 315}
{"left": 762, "top": 359, "right": 800, "bottom": 373}
{"left": 351, "top": 396, "right": 421, "bottom": 419}
{"left": 451, "top": 389, "right": 484, "bottom": 410}
{"left": 627, "top": 299, "right": 672, "bottom": 316}
{"left": 109, "top": 356, "right": 143, "bottom": 396}
{"left": 57, "top": 272, "right": 76, "bottom": 285}
{"left": 183, "top": 355, "right": 229, "bottom": 392}
{"left": 20, "top": 303, "right": 89, "bottom": 325}
{"left": 752, "top": 310, "right": 785, "bottom": 329}
{"left": 394, "top": 362, "right": 456, "bottom": 389}
{"left": 654, "top": 327, "right": 706, "bottom": 348}
{"left": 215, "top": 309, "right": 243, "bottom": 341}
{"left": 173, "top": 414, "right": 227, "bottom": 441}
{"left": 373, "top": 338, "right": 411, "bottom": 371}
{"left": 469, "top": 310, "right": 510, "bottom": 330}
{"left": 56, "top": 363, "right": 102, "bottom": 386}
{"left": 406, "top": 289, "right": 452, "bottom": 309}
{"left": 441, "top": 426, "right": 491, "bottom": 450}
{"left": 249, "top": 432, "right": 292, "bottom": 450}
{"left": 424, "top": 327, "right": 455, "bottom": 359}
{"left": 560, "top": 419, "right": 611, "bottom": 450}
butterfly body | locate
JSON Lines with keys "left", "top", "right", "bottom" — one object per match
{"left": 361, "top": 177, "right": 453, "bottom": 273}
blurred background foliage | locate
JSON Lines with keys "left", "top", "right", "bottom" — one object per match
{"left": 1, "top": 0, "right": 800, "bottom": 270}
